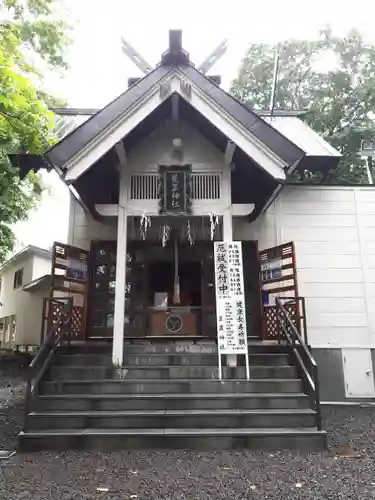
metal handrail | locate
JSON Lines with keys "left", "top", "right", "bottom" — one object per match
{"left": 24, "top": 298, "right": 73, "bottom": 430}
{"left": 275, "top": 297, "right": 322, "bottom": 430}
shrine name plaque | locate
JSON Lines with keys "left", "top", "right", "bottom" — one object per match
{"left": 165, "top": 171, "right": 186, "bottom": 212}
{"left": 159, "top": 165, "right": 191, "bottom": 215}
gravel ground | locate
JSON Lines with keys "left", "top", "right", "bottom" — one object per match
{"left": 0, "top": 354, "right": 27, "bottom": 451}
{"left": 1, "top": 366, "right": 375, "bottom": 499}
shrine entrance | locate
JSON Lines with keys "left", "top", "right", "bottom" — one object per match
{"left": 86, "top": 238, "right": 263, "bottom": 340}
{"left": 87, "top": 239, "right": 215, "bottom": 339}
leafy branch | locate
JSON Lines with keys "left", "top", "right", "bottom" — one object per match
{"left": 231, "top": 29, "right": 375, "bottom": 184}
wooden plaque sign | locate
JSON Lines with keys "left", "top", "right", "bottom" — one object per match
{"left": 158, "top": 165, "right": 191, "bottom": 215}
{"left": 165, "top": 170, "right": 186, "bottom": 212}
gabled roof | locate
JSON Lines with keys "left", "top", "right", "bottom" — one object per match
{"left": 46, "top": 65, "right": 172, "bottom": 168}
{"left": 46, "top": 61, "right": 304, "bottom": 172}
{"left": 8, "top": 30, "right": 341, "bottom": 221}
{"left": 0, "top": 245, "right": 51, "bottom": 274}
{"left": 48, "top": 108, "right": 340, "bottom": 174}
{"left": 177, "top": 66, "right": 304, "bottom": 166}
{"left": 263, "top": 116, "right": 341, "bottom": 159}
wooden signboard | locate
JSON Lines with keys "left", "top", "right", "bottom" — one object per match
{"left": 158, "top": 165, "right": 191, "bottom": 215}
{"left": 214, "top": 241, "right": 250, "bottom": 379}
{"left": 165, "top": 170, "right": 187, "bottom": 212}
{"left": 259, "top": 241, "right": 299, "bottom": 340}
{"left": 49, "top": 242, "right": 90, "bottom": 341}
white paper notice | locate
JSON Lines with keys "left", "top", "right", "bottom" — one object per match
{"left": 214, "top": 242, "right": 248, "bottom": 355}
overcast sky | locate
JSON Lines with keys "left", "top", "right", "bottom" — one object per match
{"left": 13, "top": 0, "right": 375, "bottom": 251}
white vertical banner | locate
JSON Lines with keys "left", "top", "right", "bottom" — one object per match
{"left": 214, "top": 242, "right": 249, "bottom": 379}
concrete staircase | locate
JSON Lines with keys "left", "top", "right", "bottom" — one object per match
{"left": 18, "top": 341, "right": 326, "bottom": 451}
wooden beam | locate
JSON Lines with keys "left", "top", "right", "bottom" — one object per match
{"left": 51, "top": 107, "right": 98, "bottom": 116}
{"left": 121, "top": 37, "right": 153, "bottom": 74}
{"left": 96, "top": 204, "right": 248, "bottom": 218}
{"left": 50, "top": 107, "right": 306, "bottom": 118}
{"left": 224, "top": 140, "right": 236, "bottom": 166}
{"left": 169, "top": 30, "right": 182, "bottom": 54}
{"left": 232, "top": 204, "right": 255, "bottom": 216}
{"left": 95, "top": 204, "right": 119, "bottom": 217}
{"left": 171, "top": 93, "right": 179, "bottom": 121}
{"left": 115, "top": 141, "right": 127, "bottom": 166}
{"left": 198, "top": 39, "right": 228, "bottom": 74}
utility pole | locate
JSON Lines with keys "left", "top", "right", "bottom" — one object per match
{"left": 366, "top": 156, "right": 374, "bottom": 185}
{"left": 360, "top": 140, "right": 374, "bottom": 184}
{"left": 269, "top": 45, "right": 280, "bottom": 118}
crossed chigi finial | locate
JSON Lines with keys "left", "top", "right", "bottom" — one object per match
{"left": 121, "top": 29, "right": 228, "bottom": 86}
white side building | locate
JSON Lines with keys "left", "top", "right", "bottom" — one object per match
{"left": 0, "top": 246, "right": 52, "bottom": 349}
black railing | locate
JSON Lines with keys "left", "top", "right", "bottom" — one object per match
{"left": 275, "top": 297, "right": 322, "bottom": 430}
{"left": 24, "top": 298, "right": 73, "bottom": 430}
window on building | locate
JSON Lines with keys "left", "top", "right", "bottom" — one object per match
{"left": 13, "top": 268, "right": 23, "bottom": 289}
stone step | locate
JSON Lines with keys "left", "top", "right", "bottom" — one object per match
{"left": 48, "top": 365, "right": 297, "bottom": 381}
{"left": 54, "top": 353, "right": 291, "bottom": 367}
{"left": 40, "top": 378, "right": 303, "bottom": 395}
{"left": 18, "top": 427, "right": 327, "bottom": 452}
{"left": 57, "top": 342, "right": 287, "bottom": 355}
{"left": 27, "top": 409, "right": 317, "bottom": 431}
{"left": 34, "top": 393, "right": 311, "bottom": 412}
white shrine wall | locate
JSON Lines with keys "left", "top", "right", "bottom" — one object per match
{"left": 235, "top": 185, "right": 375, "bottom": 401}
{"left": 67, "top": 196, "right": 117, "bottom": 250}
{"left": 235, "top": 185, "right": 375, "bottom": 349}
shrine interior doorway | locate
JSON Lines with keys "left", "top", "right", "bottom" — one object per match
{"left": 87, "top": 239, "right": 262, "bottom": 340}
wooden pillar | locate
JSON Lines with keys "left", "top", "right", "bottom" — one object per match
{"left": 222, "top": 207, "right": 233, "bottom": 240}
{"left": 112, "top": 158, "right": 128, "bottom": 366}
{"left": 222, "top": 155, "right": 233, "bottom": 241}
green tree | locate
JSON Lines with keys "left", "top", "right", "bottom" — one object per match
{"left": 230, "top": 29, "right": 375, "bottom": 184}
{"left": 1, "top": 0, "right": 70, "bottom": 69}
{"left": 0, "top": 0, "right": 71, "bottom": 262}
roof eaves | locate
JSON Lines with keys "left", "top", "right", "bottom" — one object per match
{"left": 256, "top": 109, "right": 307, "bottom": 117}
{"left": 0, "top": 245, "right": 51, "bottom": 274}
{"left": 46, "top": 65, "right": 173, "bottom": 168}
{"left": 178, "top": 65, "right": 305, "bottom": 166}
{"left": 23, "top": 274, "right": 50, "bottom": 291}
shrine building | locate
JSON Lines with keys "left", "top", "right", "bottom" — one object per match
{"left": 12, "top": 31, "right": 375, "bottom": 451}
